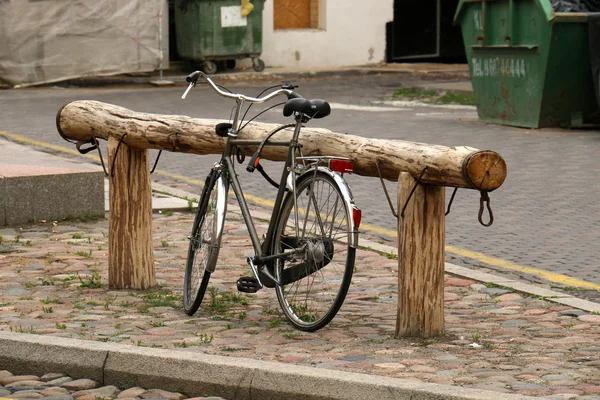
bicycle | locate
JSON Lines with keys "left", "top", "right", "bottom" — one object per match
{"left": 180, "top": 71, "right": 361, "bottom": 331}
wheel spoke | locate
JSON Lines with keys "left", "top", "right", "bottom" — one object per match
{"left": 183, "top": 172, "right": 224, "bottom": 316}
{"left": 274, "top": 173, "right": 355, "bottom": 331}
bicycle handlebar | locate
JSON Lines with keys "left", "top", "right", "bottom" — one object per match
{"left": 182, "top": 70, "right": 294, "bottom": 103}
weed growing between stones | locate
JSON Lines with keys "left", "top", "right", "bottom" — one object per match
{"left": 75, "top": 250, "right": 93, "bottom": 258}
{"left": 78, "top": 269, "right": 103, "bottom": 288}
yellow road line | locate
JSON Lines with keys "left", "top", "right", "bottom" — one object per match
{"left": 446, "top": 245, "right": 600, "bottom": 290}
{"left": 2, "top": 130, "right": 599, "bottom": 290}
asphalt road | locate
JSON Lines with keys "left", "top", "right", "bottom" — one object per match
{"left": 2, "top": 73, "right": 600, "bottom": 292}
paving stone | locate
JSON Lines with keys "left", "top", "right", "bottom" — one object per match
{"left": 76, "top": 395, "right": 112, "bottom": 400}
{"left": 580, "top": 386, "right": 600, "bottom": 394}
{"left": 0, "top": 371, "right": 13, "bottom": 379}
{"left": 61, "top": 380, "right": 98, "bottom": 391}
{"left": 40, "top": 373, "right": 66, "bottom": 382}
{"left": 578, "top": 315, "right": 600, "bottom": 323}
{"left": 10, "top": 392, "right": 44, "bottom": 399}
{"left": 5, "top": 380, "right": 48, "bottom": 389}
{"left": 117, "top": 387, "right": 146, "bottom": 398}
{"left": 40, "top": 387, "right": 71, "bottom": 396}
{"left": 560, "top": 310, "right": 588, "bottom": 317}
{"left": 481, "top": 287, "right": 512, "bottom": 296}
{"left": 512, "top": 382, "right": 552, "bottom": 391}
{"left": 0, "top": 376, "right": 41, "bottom": 386}
{"left": 43, "top": 396, "right": 75, "bottom": 400}
{"left": 72, "top": 385, "right": 118, "bottom": 399}
{"left": 5, "top": 287, "right": 30, "bottom": 296}
{"left": 140, "top": 389, "right": 185, "bottom": 400}
{"left": 45, "top": 378, "right": 73, "bottom": 386}
{"left": 496, "top": 293, "right": 523, "bottom": 301}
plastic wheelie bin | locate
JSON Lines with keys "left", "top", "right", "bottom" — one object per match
{"left": 454, "top": 0, "right": 600, "bottom": 128}
{"left": 175, "top": 0, "right": 265, "bottom": 74}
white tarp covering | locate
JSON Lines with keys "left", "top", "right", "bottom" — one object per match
{"left": 0, "top": 0, "right": 162, "bottom": 87}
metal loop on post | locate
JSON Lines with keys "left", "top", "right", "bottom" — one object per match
{"left": 150, "top": 150, "right": 162, "bottom": 174}
{"left": 478, "top": 191, "right": 494, "bottom": 227}
{"left": 151, "top": 131, "right": 181, "bottom": 174}
{"left": 88, "top": 130, "right": 109, "bottom": 177}
{"left": 375, "top": 160, "right": 398, "bottom": 218}
{"left": 401, "top": 167, "right": 428, "bottom": 218}
{"left": 110, "top": 134, "right": 128, "bottom": 178}
{"left": 445, "top": 187, "right": 458, "bottom": 216}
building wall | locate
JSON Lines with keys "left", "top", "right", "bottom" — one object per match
{"left": 260, "top": 0, "right": 393, "bottom": 68}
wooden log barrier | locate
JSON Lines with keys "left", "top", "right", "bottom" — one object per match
{"left": 56, "top": 100, "right": 508, "bottom": 337}
{"left": 57, "top": 100, "right": 506, "bottom": 190}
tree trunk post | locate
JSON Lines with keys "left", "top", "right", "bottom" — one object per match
{"left": 396, "top": 171, "right": 445, "bottom": 338}
{"left": 108, "top": 136, "right": 155, "bottom": 289}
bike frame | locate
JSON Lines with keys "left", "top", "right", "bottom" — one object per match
{"left": 217, "top": 114, "right": 305, "bottom": 270}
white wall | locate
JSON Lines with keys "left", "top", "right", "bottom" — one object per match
{"left": 261, "top": 0, "right": 393, "bottom": 68}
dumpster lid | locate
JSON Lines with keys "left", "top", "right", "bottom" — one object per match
{"left": 454, "top": 0, "right": 555, "bottom": 26}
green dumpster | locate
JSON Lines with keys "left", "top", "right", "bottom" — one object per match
{"left": 175, "top": 0, "right": 265, "bottom": 74}
{"left": 454, "top": 0, "right": 599, "bottom": 128}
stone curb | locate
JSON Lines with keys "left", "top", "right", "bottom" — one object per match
{"left": 0, "top": 333, "right": 546, "bottom": 400}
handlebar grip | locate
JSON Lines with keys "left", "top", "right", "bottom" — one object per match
{"left": 246, "top": 152, "right": 261, "bottom": 173}
{"left": 186, "top": 71, "right": 202, "bottom": 83}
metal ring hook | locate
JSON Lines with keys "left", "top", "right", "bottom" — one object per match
{"left": 375, "top": 160, "right": 398, "bottom": 218}
{"left": 478, "top": 191, "right": 494, "bottom": 227}
{"left": 401, "top": 167, "right": 428, "bottom": 218}
{"left": 110, "top": 134, "right": 128, "bottom": 178}
{"left": 445, "top": 187, "right": 458, "bottom": 216}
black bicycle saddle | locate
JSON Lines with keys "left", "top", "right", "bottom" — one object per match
{"left": 283, "top": 98, "right": 331, "bottom": 119}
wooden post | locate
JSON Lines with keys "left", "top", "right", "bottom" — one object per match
{"left": 108, "top": 136, "right": 155, "bottom": 289}
{"left": 396, "top": 172, "right": 445, "bottom": 338}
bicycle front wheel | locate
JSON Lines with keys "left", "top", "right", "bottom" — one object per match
{"left": 183, "top": 170, "right": 225, "bottom": 315}
{"left": 272, "top": 172, "right": 355, "bottom": 331}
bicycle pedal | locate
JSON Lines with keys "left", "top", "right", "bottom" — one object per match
{"left": 237, "top": 277, "right": 262, "bottom": 293}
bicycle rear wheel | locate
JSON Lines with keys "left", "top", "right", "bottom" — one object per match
{"left": 272, "top": 172, "right": 355, "bottom": 331}
{"left": 183, "top": 170, "right": 225, "bottom": 315}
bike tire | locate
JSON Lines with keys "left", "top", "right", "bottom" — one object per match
{"left": 183, "top": 170, "right": 224, "bottom": 315}
{"left": 272, "top": 171, "right": 355, "bottom": 331}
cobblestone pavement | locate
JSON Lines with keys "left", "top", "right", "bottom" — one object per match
{"left": 0, "top": 370, "right": 226, "bottom": 400}
{"left": 1, "top": 208, "right": 600, "bottom": 399}
{"left": 2, "top": 72, "right": 600, "bottom": 289}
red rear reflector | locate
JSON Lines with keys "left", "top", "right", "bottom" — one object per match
{"left": 330, "top": 159, "right": 354, "bottom": 173}
{"left": 352, "top": 207, "right": 362, "bottom": 228}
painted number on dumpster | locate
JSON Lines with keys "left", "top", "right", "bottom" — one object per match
{"left": 472, "top": 57, "right": 527, "bottom": 78}
{"left": 221, "top": 6, "right": 248, "bottom": 27}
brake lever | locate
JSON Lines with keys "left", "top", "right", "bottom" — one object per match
{"left": 281, "top": 82, "right": 298, "bottom": 90}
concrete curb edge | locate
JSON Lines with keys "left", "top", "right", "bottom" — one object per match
{"left": 0, "top": 333, "right": 545, "bottom": 400}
